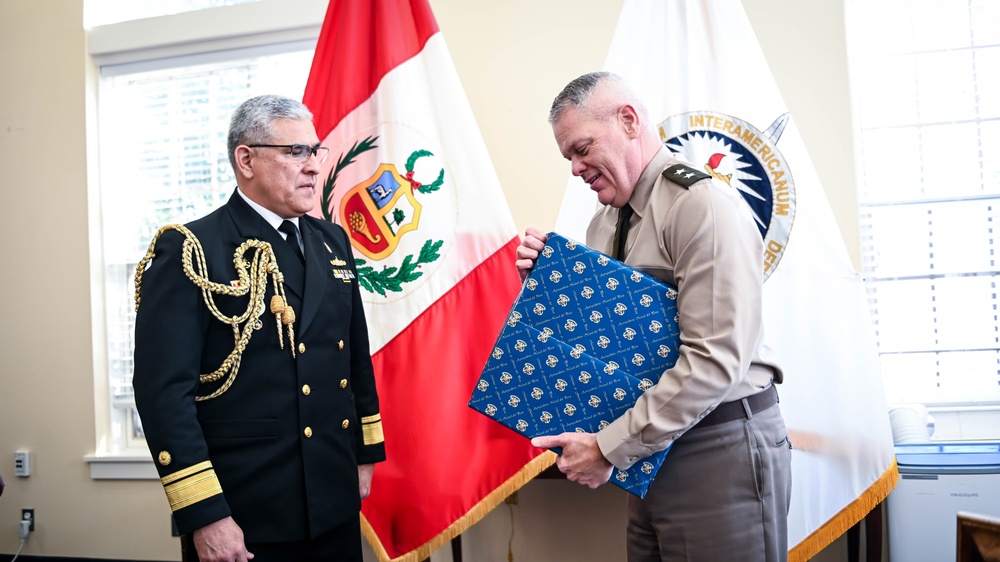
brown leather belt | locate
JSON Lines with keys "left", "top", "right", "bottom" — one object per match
{"left": 695, "top": 385, "right": 779, "bottom": 429}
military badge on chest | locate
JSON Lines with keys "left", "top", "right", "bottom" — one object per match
{"left": 325, "top": 243, "right": 355, "bottom": 282}
{"left": 331, "top": 258, "right": 355, "bottom": 283}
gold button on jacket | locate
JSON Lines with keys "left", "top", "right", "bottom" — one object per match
{"left": 302, "top": 384, "right": 311, "bottom": 396}
{"left": 304, "top": 427, "right": 313, "bottom": 438}
{"left": 339, "top": 379, "right": 348, "bottom": 389}
{"left": 298, "top": 342, "right": 306, "bottom": 354}
{"left": 341, "top": 420, "right": 350, "bottom": 429}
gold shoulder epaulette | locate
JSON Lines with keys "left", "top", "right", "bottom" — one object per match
{"left": 134, "top": 224, "right": 298, "bottom": 400}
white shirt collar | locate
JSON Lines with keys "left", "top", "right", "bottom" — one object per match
{"left": 236, "top": 187, "right": 299, "bottom": 235}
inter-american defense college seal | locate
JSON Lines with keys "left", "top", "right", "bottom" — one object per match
{"left": 658, "top": 111, "right": 796, "bottom": 281}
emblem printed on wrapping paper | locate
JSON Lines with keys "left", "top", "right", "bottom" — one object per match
{"left": 469, "top": 233, "right": 682, "bottom": 498}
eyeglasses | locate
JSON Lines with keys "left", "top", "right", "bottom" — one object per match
{"left": 247, "top": 144, "right": 330, "bottom": 164}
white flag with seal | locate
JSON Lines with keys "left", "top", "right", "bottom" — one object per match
{"left": 554, "top": 1, "right": 899, "bottom": 559}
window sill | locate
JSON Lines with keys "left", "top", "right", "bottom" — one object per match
{"left": 85, "top": 454, "right": 158, "bottom": 480}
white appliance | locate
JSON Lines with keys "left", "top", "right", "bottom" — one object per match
{"left": 887, "top": 442, "right": 1000, "bottom": 562}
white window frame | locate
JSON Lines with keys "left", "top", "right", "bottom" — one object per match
{"left": 85, "top": 0, "right": 326, "bottom": 479}
{"left": 846, "top": 0, "right": 1000, "bottom": 439}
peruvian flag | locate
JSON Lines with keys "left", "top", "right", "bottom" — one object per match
{"left": 302, "top": 1, "right": 549, "bottom": 560}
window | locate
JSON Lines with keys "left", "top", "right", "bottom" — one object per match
{"left": 85, "top": 0, "right": 260, "bottom": 28}
{"left": 89, "top": 1, "right": 319, "bottom": 457}
{"left": 850, "top": 0, "right": 1000, "bottom": 408}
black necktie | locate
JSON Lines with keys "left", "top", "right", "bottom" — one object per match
{"left": 278, "top": 220, "right": 305, "bottom": 264}
{"left": 612, "top": 204, "right": 634, "bottom": 261}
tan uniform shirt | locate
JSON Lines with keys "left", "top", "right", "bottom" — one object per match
{"left": 590, "top": 147, "right": 782, "bottom": 469}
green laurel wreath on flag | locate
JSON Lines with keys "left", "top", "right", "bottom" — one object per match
{"left": 322, "top": 136, "right": 380, "bottom": 222}
{"left": 323, "top": 138, "right": 446, "bottom": 295}
{"left": 355, "top": 238, "right": 443, "bottom": 296}
{"left": 405, "top": 150, "right": 444, "bottom": 194}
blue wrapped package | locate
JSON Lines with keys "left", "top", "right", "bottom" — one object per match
{"left": 469, "top": 232, "right": 681, "bottom": 497}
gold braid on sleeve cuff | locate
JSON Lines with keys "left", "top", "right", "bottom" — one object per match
{"left": 361, "top": 414, "right": 384, "bottom": 446}
{"left": 161, "top": 461, "right": 223, "bottom": 512}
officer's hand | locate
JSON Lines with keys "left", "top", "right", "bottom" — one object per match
{"left": 515, "top": 228, "right": 549, "bottom": 281}
{"left": 193, "top": 517, "right": 254, "bottom": 562}
{"left": 532, "top": 433, "right": 614, "bottom": 489}
{"left": 358, "top": 463, "right": 374, "bottom": 500}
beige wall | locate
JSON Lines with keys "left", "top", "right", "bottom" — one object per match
{"left": 0, "top": 0, "right": 181, "bottom": 558}
{"left": 0, "top": 0, "right": 858, "bottom": 560}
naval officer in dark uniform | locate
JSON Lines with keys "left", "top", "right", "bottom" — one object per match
{"left": 133, "top": 94, "right": 385, "bottom": 562}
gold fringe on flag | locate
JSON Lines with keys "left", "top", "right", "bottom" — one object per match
{"left": 361, "top": 451, "right": 557, "bottom": 562}
{"left": 788, "top": 459, "right": 900, "bottom": 562}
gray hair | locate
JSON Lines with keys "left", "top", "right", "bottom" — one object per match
{"left": 548, "top": 71, "right": 649, "bottom": 126}
{"left": 227, "top": 95, "right": 314, "bottom": 172}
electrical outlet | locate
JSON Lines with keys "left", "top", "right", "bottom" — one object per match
{"left": 21, "top": 508, "right": 35, "bottom": 532}
{"left": 14, "top": 451, "right": 30, "bottom": 477}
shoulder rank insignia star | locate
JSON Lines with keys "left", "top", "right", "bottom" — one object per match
{"left": 663, "top": 163, "right": 710, "bottom": 188}
{"left": 331, "top": 258, "right": 347, "bottom": 266}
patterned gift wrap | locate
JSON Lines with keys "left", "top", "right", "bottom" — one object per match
{"left": 469, "top": 233, "right": 681, "bottom": 497}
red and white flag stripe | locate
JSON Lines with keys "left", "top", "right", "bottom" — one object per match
{"left": 303, "top": 1, "right": 549, "bottom": 560}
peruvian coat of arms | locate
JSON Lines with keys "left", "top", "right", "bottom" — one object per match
{"left": 320, "top": 135, "right": 446, "bottom": 296}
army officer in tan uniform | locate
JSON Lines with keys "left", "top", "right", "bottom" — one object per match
{"left": 519, "top": 72, "right": 792, "bottom": 561}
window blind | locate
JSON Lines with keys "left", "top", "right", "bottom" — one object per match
{"left": 852, "top": 0, "right": 1000, "bottom": 406}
